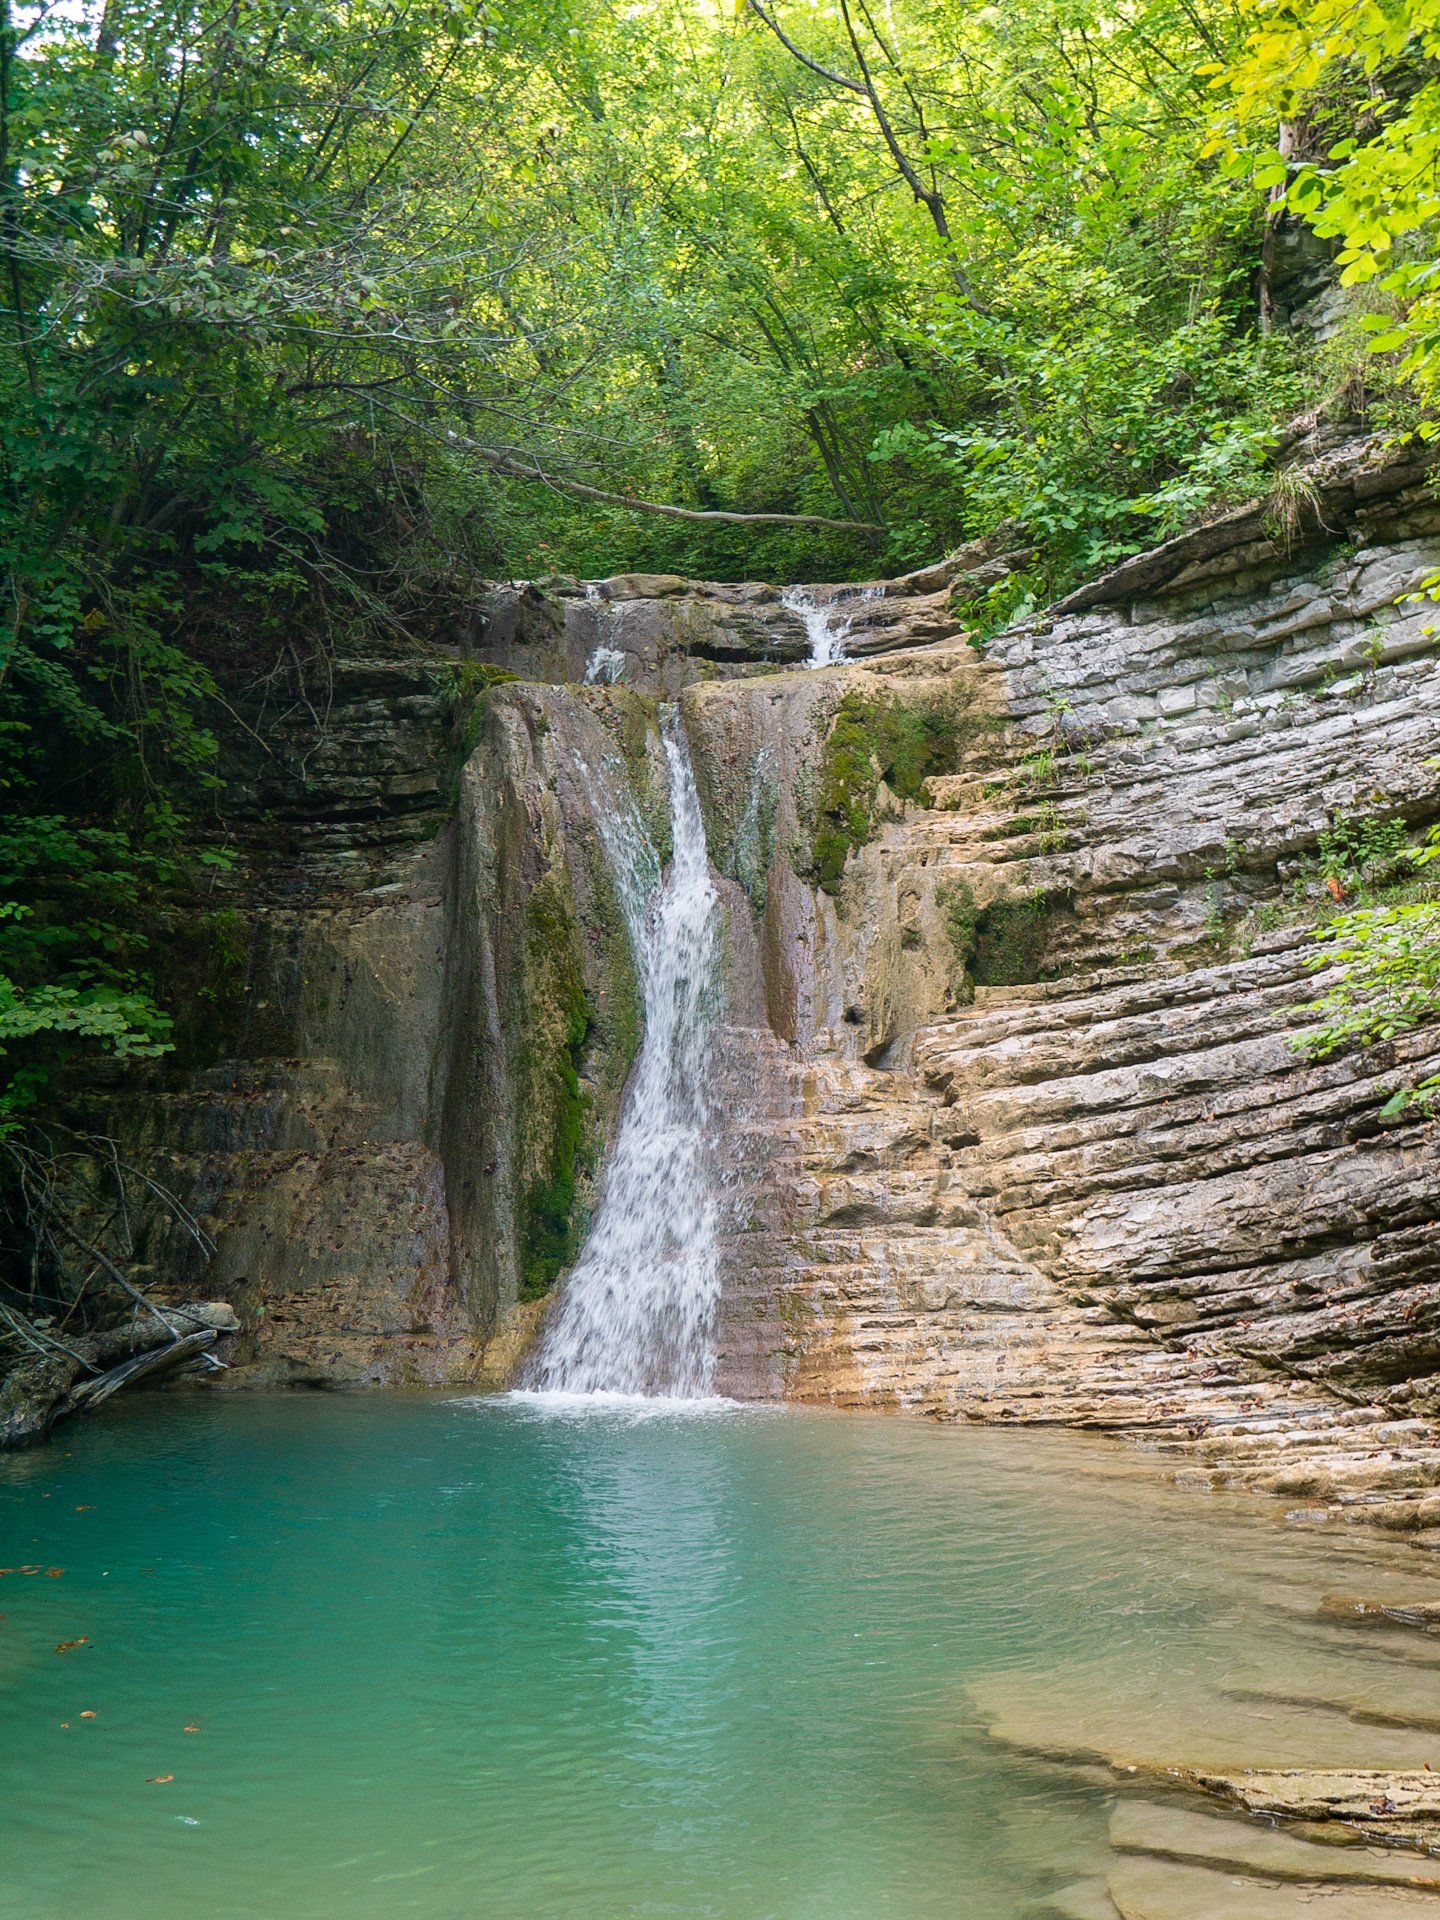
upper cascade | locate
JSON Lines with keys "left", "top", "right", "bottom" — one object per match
{"left": 779, "top": 585, "right": 883, "bottom": 667}
{"left": 521, "top": 708, "right": 724, "bottom": 1399}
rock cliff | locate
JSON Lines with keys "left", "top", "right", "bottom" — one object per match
{"left": 688, "top": 435, "right": 1440, "bottom": 1527}
{"left": 64, "top": 436, "right": 1440, "bottom": 1522}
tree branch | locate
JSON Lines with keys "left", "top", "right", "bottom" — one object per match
{"left": 368, "top": 398, "right": 884, "bottom": 531}
{"left": 744, "top": 0, "right": 865, "bottom": 95}
{"left": 480, "top": 447, "right": 884, "bottom": 532}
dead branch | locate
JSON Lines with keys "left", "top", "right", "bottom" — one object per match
{"left": 480, "top": 447, "right": 885, "bottom": 532}
{"left": 69, "top": 1327, "right": 217, "bottom": 1410}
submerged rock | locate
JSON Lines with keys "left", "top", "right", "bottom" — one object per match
{"left": 1322, "top": 1596, "right": 1440, "bottom": 1634}
{"left": 1110, "top": 1799, "right": 1440, "bottom": 1887}
{"left": 1106, "top": 1853, "right": 1440, "bottom": 1917}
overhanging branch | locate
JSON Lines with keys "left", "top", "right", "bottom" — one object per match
{"left": 482, "top": 449, "right": 884, "bottom": 532}
{"left": 372, "top": 400, "right": 888, "bottom": 533}
{"left": 744, "top": 0, "right": 866, "bottom": 94}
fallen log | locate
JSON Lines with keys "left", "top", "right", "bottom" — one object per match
{"left": 0, "top": 1302, "right": 238, "bottom": 1448}
{"left": 67, "top": 1328, "right": 218, "bottom": 1411}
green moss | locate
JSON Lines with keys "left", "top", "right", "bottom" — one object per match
{"left": 972, "top": 894, "right": 1050, "bottom": 985}
{"left": 148, "top": 901, "right": 258, "bottom": 1070}
{"left": 518, "top": 993, "right": 591, "bottom": 1302}
{"left": 804, "top": 688, "right": 974, "bottom": 894}
{"left": 197, "top": 907, "right": 250, "bottom": 1001}
{"left": 938, "top": 879, "right": 1052, "bottom": 992}
{"left": 434, "top": 659, "right": 521, "bottom": 808}
{"left": 1009, "top": 801, "right": 1073, "bottom": 853}
{"left": 606, "top": 686, "right": 658, "bottom": 768}
{"left": 938, "top": 880, "right": 979, "bottom": 1000}
{"left": 516, "top": 870, "right": 596, "bottom": 1302}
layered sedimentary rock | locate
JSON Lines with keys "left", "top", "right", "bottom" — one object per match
{"left": 78, "top": 663, "right": 684, "bottom": 1385}
{"left": 58, "top": 554, "right": 981, "bottom": 1392}
{"left": 684, "top": 436, "right": 1440, "bottom": 1524}
{"left": 469, "top": 542, "right": 979, "bottom": 689}
{"left": 63, "top": 436, "right": 1440, "bottom": 1491}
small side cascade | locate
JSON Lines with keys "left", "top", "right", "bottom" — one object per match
{"left": 522, "top": 708, "right": 724, "bottom": 1399}
{"left": 582, "top": 583, "right": 628, "bottom": 684}
{"left": 780, "top": 584, "right": 880, "bottom": 667}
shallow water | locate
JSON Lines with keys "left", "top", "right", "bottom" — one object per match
{"left": 2, "top": 1394, "right": 1438, "bottom": 1920}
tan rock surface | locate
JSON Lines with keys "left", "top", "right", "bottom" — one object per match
{"left": 688, "top": 437, "right": 1440, "bottom": 1525}
{"left": 1106, "top": 1855, "right": 1440, "bottom": 1918}
{"left": 1109, "top": 1799, "right": 1440, "bottom": 1888}
{"left": 69, "top": 433, "right": 1440, "bottom": 1471}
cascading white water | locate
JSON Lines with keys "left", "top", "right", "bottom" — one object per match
{"left": 522, "top": 710, "right": 723, "bottom": 1399}
{"left": 582, "top": 582, "right": 628, "bottom": 684}
{"left": 780, "top": 584, "right": 880, "bottom": 667}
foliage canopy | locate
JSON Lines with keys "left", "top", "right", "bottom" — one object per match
{"left": 0, "top": 0, "right": 1433, "bottom": 1122}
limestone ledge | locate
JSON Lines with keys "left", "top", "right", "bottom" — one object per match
{"left": 698, "top": 436, "right": 1440, "bottom": 1534}
{"left": 62, "top": 433, "right": 1440, "bottom": 1494}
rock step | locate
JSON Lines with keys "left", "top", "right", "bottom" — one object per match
{"left": 1222, "top": 1661, "right": 1440, "bottom": 1734}
{"left": 1191, "top": 1766, "right": 1440, "bottom": 1847}
{"left": 1029, "top": 1880, "right": 1123, "bottom": 1920}
{"left": 967, "top": 1667, "right": 1440, "bottom": 1774}
{"left": 1323, "top": 1595, "right": 1440, "bottom": 1634}
{"left": 787, "top": 1171, "right": 981, "bottom": 1228}
{"left": 1106, "top": 1855, "right": 1440, "bottom": 1918}
{"left": 1111, "top": 1799, "right": 1440, "bottom": 1890}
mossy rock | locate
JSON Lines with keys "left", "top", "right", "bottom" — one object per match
{"left": 939, "top": 879, "right": 1053, "bottom": 993}
{"left": 803, "top": 687, "right": 993, "bottom": 895}
{"left": 515, "top": 870, "right": 597, "bottom": 1302}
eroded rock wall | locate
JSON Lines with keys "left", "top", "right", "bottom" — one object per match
{"left": 685, "top": 440, "right": 1440, "bottom": 1522}
{"left": 68, "top": 438, "right": 1440, "bottom": 1506}
{"left": 78, "top": 654, "right": 679, "bottom": 1388}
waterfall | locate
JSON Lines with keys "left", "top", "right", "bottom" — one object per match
{"left": 780, "top": 585, "right": 880, "bottom": 667}
{"left": 522, "top": 709, "right": 723, "bottom": 1400}
{"left": 582, "top": 583, "right": 628, "bottom": 684}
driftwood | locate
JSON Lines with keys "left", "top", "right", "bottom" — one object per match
{"left": 67, "top": 1328, "right": 218, "bottom": 1411}
{"left": 0, "top": 1303, "right": 238, "bottom": 1448}
{"left": 0, "top": 1123, "right": 232, "bottom": 1447}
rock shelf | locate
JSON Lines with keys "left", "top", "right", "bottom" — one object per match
{"left": 691, "top": 434, "right": 1440, "bottom": 1535}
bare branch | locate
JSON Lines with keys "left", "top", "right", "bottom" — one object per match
{"left": 744, "top": 0, "right": 865, "bottom": 95}
{"left": 478, "top": 446, "right": 884, "bottom": 533}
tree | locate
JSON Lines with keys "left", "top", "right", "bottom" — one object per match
{"left": 1213, "top": 0, "right": 1440, "bottom": 411}
{"left": 0, "top": 0, "right": 1330, "bottom": 1127}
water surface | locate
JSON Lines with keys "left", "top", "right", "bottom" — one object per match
{"left": 1, "top": 1394, "right": 1432, "bottom": 1919}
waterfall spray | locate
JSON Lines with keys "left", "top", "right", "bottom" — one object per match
{"left": 780, "top": 585, "right": 881, "bottom": 667}
{"left": 522, "top": 709, "right": 723, "bottom": 1399}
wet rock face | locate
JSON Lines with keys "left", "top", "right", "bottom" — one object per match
{"left": 55, "top": 559, "right": 972, "bottom": 1394}
{"left": 685, "top": 438, "right": 1440, "bottom": 1519}
{"left": 77, "top": 668, "right": 665, "bottom": 1388}
{"left": 469, "top": 566, "right": 966, "bottom": 692}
